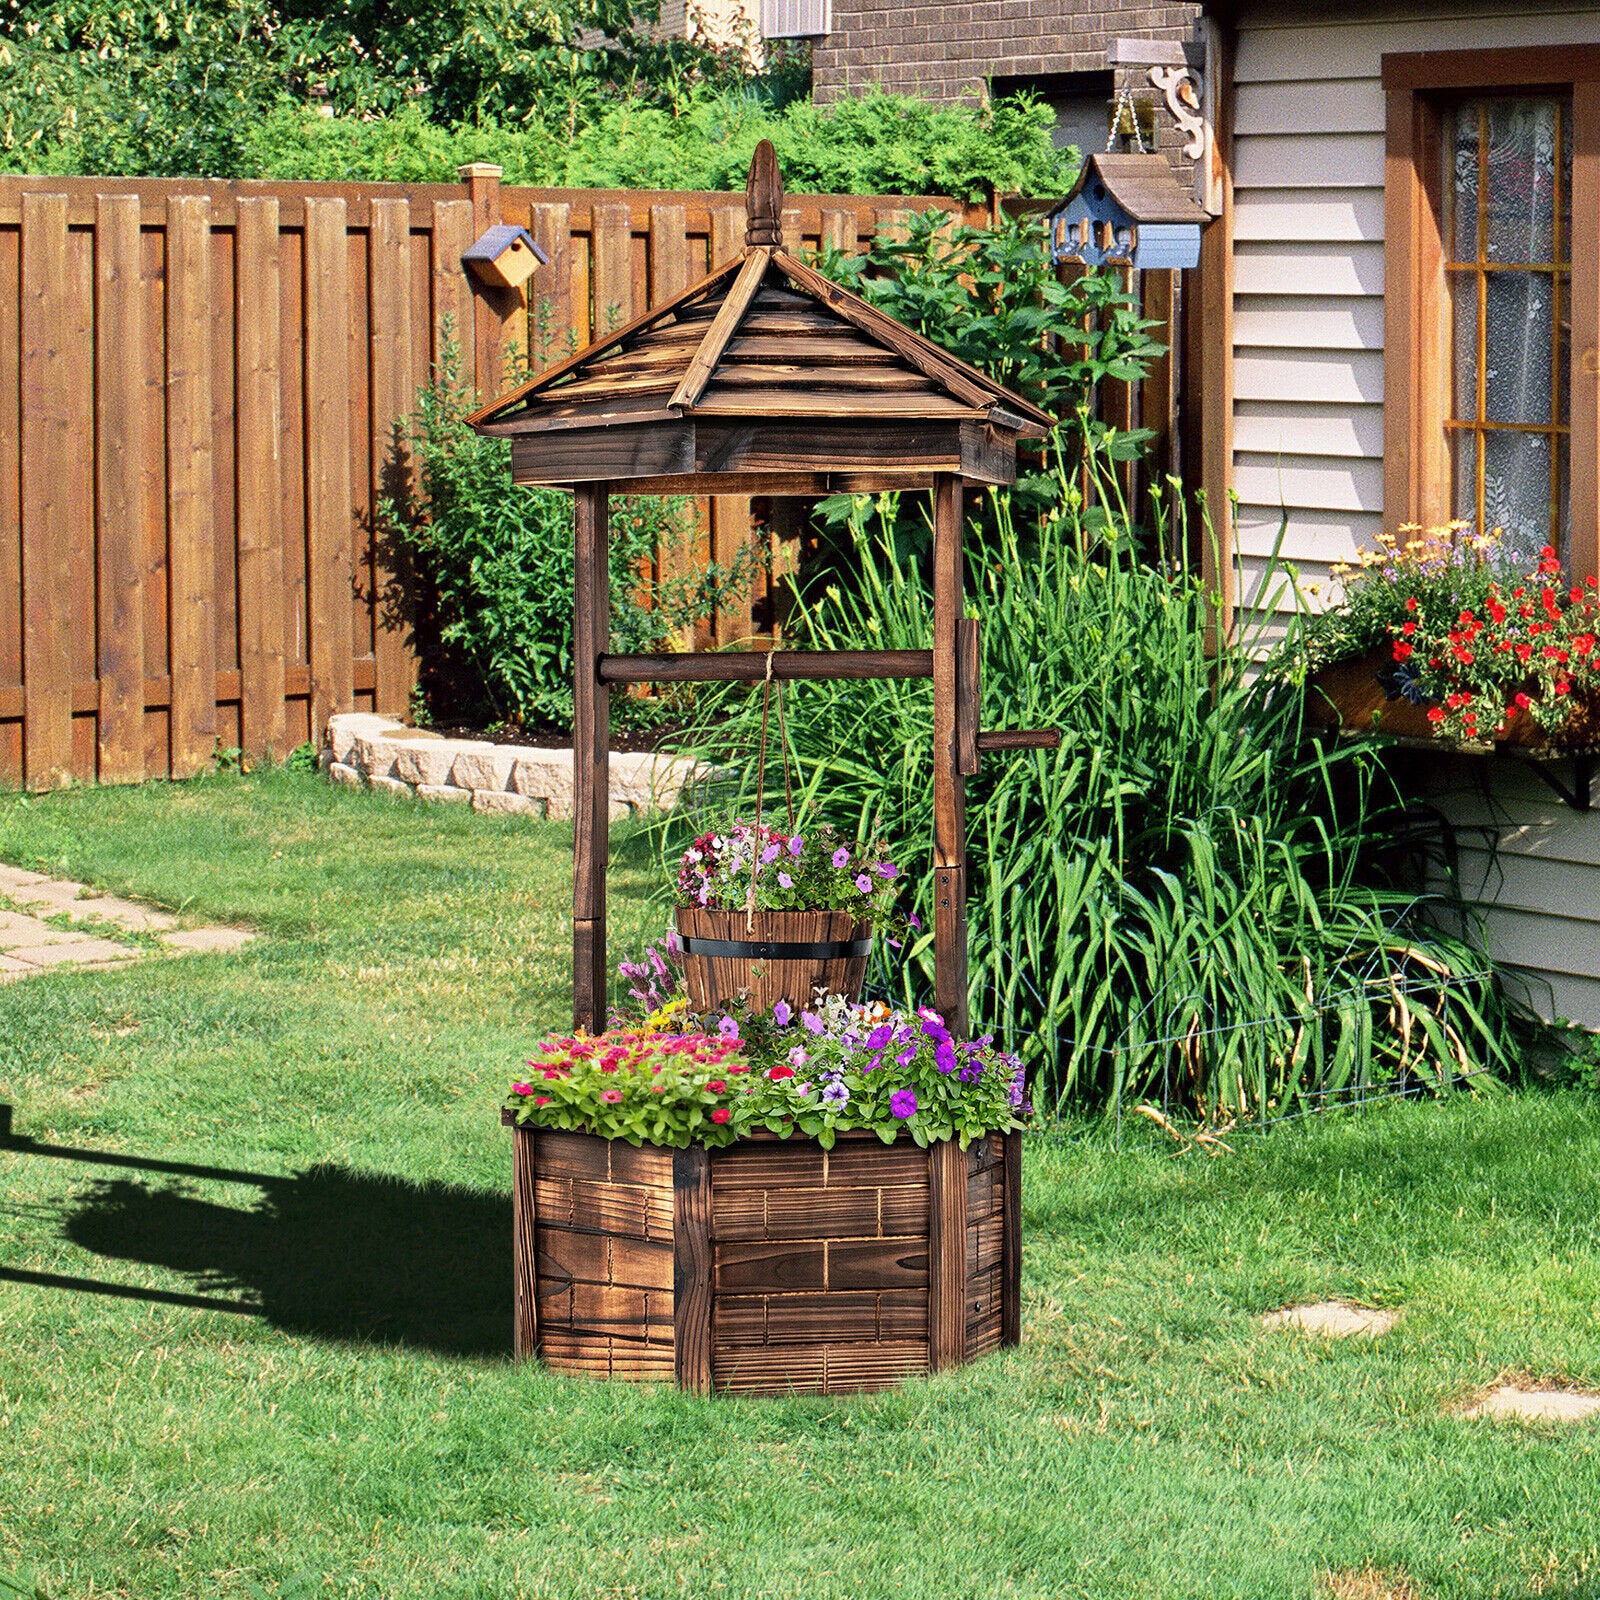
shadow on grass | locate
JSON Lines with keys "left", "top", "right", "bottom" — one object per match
{"left": 50, "top": 1163, "right": 512, "bottom": 1359}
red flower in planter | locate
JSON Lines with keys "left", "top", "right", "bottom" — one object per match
{"left": 1428, "top": 707, "right": 1447, "bottom": 724}
{"left": 710, "top": 1107, "right": 731, "bottom": 1124}
{"left": 1392, "top": 641, "right": 1414, "bottom": 662}
{"left": 706, "top": 1080, "right": 727, "bottom": 1093}
{"left": 767, "top": 1065, "right": 795, "bottom": 1081}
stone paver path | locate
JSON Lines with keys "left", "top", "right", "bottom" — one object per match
{"left": 0, "top": 864, "right": 252, "bottom": 981}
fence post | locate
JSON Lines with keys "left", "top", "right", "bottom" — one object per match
{"left": 458, "top": 162, "right": 512, "bottom": 400}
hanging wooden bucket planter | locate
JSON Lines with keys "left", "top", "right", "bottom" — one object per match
{"left": 508, "top": 1119, "right": 1021, "bottom": 1395}
{"left": 674, "top": 906, "right": 872, "bottom": 1014}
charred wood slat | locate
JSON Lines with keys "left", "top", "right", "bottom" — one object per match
{"left": 598, "top": 649, "right": 934, "bottom": 684}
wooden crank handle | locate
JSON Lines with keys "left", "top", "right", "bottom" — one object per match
{"left": 974, "top": 730, "right": 1062, "bottom": 753}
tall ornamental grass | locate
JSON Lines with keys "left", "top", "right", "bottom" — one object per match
{"left": 671, "top": 462, "right": 1515, "bottom": 1117}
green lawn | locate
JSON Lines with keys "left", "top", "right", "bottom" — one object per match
{"left": 1, "top": 770, "right": 1599, "bottom": 1599}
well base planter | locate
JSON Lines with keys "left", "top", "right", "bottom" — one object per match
{"left": 506, "top": 1119, "right": 1021, "bottom": 1395}
{"left": 674, "top": 906, "right": 871, "bottom": 1014}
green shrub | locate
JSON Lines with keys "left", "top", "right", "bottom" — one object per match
{"left": 670, "top": 453, "right": 1516, "bottom": 1117}
{"left": 383, "top": 340, "right": 759, "bottom": 730}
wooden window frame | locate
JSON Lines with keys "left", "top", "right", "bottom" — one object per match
{"left": 1383, "top": 45, "right": 1600, "bottom": 578}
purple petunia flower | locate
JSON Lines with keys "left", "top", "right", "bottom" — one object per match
{"left": 773, "top": 999, "right": 793, "bottom": 1027}
{"left": 832, "top": 847, "right": 851, "bottom": 869}
{"left": 801, "top": 1010, "right": 824, "bottom": 1035}
{"left": 907, "top": 912, "right": 922, "bottom": 932}
{"left": 958, "top": 1062, "right": 983, "bottom": 1084}
{"left": 777, "top": 871, "right": 793, "bottom": 889}
{"left": 864, "top": 1053, "right": 883, "bottom": 1073}
{"left": 718, "top": 1016, "right": 740, "bottom": 1040}
{"left": 822, "top": 1080, "right": 850, "bottom": 1108}
{"left": 761, "top": 843, "right": 781, "bottom": 864}
{"left": 866, "top": 1023, "right": 894, "bottom": 1050}
{"left": 875, "top": 862, "right": 898, "bottom": 878}
{"left": 889, "top": 1088, "right": 918, "bottom": 1120}
{"left": 789, "top": 835, "right": 804, "bottom": 857}
{"left": 896, "top": 1045, "right": 917, "bottom": 1067}
{"left": 935, "top": 1040, "right": 957, "bottom": 1074}
{"left": 789, "top": 1045, "right": 808, "bottom": 1068}
{"left": 855, "top": 873, "right": 873, "bottom": 894}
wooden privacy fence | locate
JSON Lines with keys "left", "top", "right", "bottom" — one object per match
{"left": 0, "top": 167, "right": 973, "bottom": 789}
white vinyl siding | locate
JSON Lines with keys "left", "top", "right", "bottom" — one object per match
{"left": 1231, "top": 0, "right": 1600, "bottom": 1023}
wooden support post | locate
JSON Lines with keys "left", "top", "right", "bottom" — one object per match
{"left": 927, "top": 1135, "right": 968, "bottom": 1372}
{"left": 931, "top": 475, "right": 968, "bottom": 1038}
{"left": 573, "top": 483, "right": 611, "bottom": 1034}
{"left": 1001, "top": 1129, "right": 1023, "bottom": 1348}
{"left": 672, "top": 1145, "right": 713, "bottom": 1395}
{"left": 512, "top": 1126, "right": 539, "bottom": 1359}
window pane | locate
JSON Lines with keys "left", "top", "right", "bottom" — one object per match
{"left": 1452, "top": 430, "right": 1480, "bottom": 525}
{"left": 1451, "top": 108, "right": 1481, "bottom": 263}
{"left": 1485, "top": 97, "right": 1564, "bottom": 263}
{"left": 1484, "top": 270, "right": 1554, "bottom": 424}
{"left": 1452, "top": 275, "right": 1480, "bottom": 420}
{"left": 1483, "top": 428, "right": 1552, "bottom": 540}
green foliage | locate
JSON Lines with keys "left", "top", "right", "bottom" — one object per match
{"left": 383, "top": 336, "right": 758, "bottom": 730}
{"left": 1, "top": 0, "right": 1073, "bottom": 201}
{"left": 672, "top": 450, "right": 1517, "bottom": 1117}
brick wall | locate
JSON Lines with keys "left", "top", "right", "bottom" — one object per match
{"left": 812, "top": 0, "right": 1200, "bottom": 104}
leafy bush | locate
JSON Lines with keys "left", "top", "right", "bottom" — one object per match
{"left": 383, "top": 340, "right": 758, "bottom": 730}
{"left": 669, "top": 453, "right": 1517, "bottom": 1117}
{"left": 814, "top": 207, "right": 1162, "bottom": 439}
{"left": 238, "top": 88, "right": 1075, "bottom": 198}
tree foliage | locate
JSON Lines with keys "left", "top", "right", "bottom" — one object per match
{"left": 0, "top": 0, "right": 1077, "bottom": 198}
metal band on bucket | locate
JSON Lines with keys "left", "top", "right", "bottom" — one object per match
{"left": 679, "top": 936, "right": 872, "bottom": 961}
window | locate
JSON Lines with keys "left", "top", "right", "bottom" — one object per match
{"left": 1383, "top": 47, "right": 1600, "bottom": 578}
{"left": 1446, "top": 95, "right": 1572, "bottom": 549}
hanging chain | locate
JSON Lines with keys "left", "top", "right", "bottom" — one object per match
{"left": 746, "top": 648, "right": 777, "bottom": 932}
{"left": 1109, "top": 81, "right": 1148, "bottom": 154}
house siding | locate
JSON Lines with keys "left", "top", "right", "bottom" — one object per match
{"left": 1229, "top": 0, "right": 1600, "bottom": 1022}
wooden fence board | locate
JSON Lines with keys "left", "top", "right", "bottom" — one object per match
{"left": 430, "top": 200, "right": 474, "bottom": 376}
{"left": 592, "top": 202, "right": 633, "bottom": 339}
{"left": 529, "top": 202, "right": 573, "bottom": 369}
{"left": 95, "top": 194, "right": 146, "bottom": 783}
{"left": 304, "top": 196, "right": 355, "bottom": 743}
{"left": 20, "top": 193, "right": 74, "bottom": 789}
{"left": 236, "top": 197, "right": 286, "bottom": 759}
{"left": 166, "top": 195, "right": 217, "bottom": 779}
{"left": 369, "top": 197, "right": 415, "bottom": 717}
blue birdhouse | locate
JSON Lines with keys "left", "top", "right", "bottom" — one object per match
{"left": 1049, "top": 152, "right": 1208, "bottom": 271}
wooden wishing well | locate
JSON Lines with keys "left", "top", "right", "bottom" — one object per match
{"left": 475, "top": 143, "right": 1056, "bottom": 1394}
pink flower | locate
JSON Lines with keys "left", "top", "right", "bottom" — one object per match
{"left": 512, "top": 1082, "right": 534, "bottom": 1096}
{"left": 711, "top": 1107, "right": 731, "bottom": 1124}
{"left": 600, "top": 1089, "right": 624, "bottom": 1104}
{"left": 832, "top": 847, "right": 850, "bottom": 868}
{"left": 535, "top": 1095, "right": 551, "bottom": 1107}
{"left": 855, "top": 873, "right": 873, "bottom": 893}
{"left": 707, "top": 1079, "right": 727, "bottom": 1093}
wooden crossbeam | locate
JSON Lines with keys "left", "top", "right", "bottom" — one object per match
{"left": 598, "top": 649, "right": 934, "bottom": 684}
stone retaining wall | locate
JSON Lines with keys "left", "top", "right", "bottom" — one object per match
{"left": 323, "top": 714, "right": 704, "bottom": 820}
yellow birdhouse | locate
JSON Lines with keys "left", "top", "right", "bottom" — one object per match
{"left": 461, "top": 225, "right": 549, "bottom": 291}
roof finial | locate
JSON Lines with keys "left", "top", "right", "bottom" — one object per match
{"left": 744, "top": 140, "right": 784, "bottom": 249}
